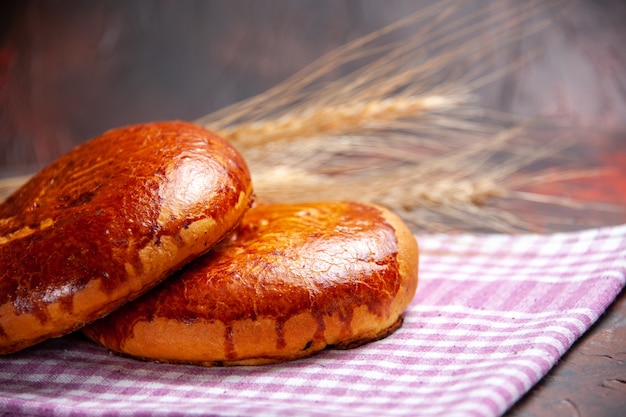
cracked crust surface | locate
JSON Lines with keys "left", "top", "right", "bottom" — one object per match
{"left": 0, "top": 121, "right": 253, "bottom": 354}
{"left": 83, "top": 201, "right": 418, "bottom": 365}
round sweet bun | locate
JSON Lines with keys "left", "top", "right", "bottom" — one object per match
{"left": 0, "top": 121, "right": 253, "bottom": 354}
{"left": 83, "top": 201, "right": 418, "bottom": 366}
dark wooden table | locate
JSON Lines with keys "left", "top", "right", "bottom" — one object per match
{"left": 1, "top": 1, "right": 625, "bottom": 416}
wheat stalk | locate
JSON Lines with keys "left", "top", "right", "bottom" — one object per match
{"left": 200, "top": 0, "right": 617, "bottom": 232}
{"left": 5, "top": 0, "right": 616, "bottom": 233}
{"left": 0, "top": 175, "right": 30, "bottom": 202}
{"left": 215, "top": 95, "right": 464, "bottom": 147}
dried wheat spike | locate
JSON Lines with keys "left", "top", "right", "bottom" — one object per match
{"left": 216, "top": 95, "right": 465, "bottom": 147}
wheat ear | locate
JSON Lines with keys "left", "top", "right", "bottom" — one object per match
{"left": 215, "top": 95, "right": 464, "bottom": 147}
{"left": 193, "top": 0, "right": 620, "bottom": 233}
{"left": 5, "top": 1, "right": 610, "bottom": 233}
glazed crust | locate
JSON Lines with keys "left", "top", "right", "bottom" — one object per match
{"left": 0, "top": 121, "right": 253, "bottom": 354}
{"left": 83, "top": 201, "right": 418, "bottom": 365}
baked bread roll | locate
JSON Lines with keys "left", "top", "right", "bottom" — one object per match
{"left": 83, "top": 201, "right": 418, "bottom": 365}
{"left": 0, "top": 121, "right": 253, "bottom": 354}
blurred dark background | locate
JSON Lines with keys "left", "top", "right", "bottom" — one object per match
{"left": 0, "top": 0, "right": 625, "bottom": 178}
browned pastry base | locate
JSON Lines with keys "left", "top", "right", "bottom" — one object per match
{"left": 0, "top": 121, "right": 253, "bottom": 354}
{"left": 83, "top": 201, "right": 418, "bottom": 366}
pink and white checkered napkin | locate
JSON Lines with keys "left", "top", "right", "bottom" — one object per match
{"left": 1, "top": 225, "right": 625, "bottom": 417}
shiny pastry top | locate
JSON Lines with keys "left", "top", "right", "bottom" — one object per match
{"left": 0, "top": 121, "right": 253, "bottom": 354}
{"left": 84, "top": 201, "right": 418, "bottom": 365}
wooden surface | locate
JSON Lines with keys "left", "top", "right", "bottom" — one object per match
{"left": 1, "top": 1, "right": 625, "bottom": 416}
{"left": 510, "top": 292, "right": 626, "bottom": 417}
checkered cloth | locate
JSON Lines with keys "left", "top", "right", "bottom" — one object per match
{"left": 1, "top": 225, "right": 625, "bottom": 417}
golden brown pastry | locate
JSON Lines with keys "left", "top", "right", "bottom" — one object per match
{"left": 0, "top": 121, "right": 253, "bottom": 354}
{"left": 83, "top": 201, "right": 418, "bottom": 365}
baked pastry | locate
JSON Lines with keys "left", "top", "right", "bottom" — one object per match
{"left": 83, "top": 201, "right": 418, "bottom": 365}
{"left": 0, "top": 121, "right": 253, "bottom": 354}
